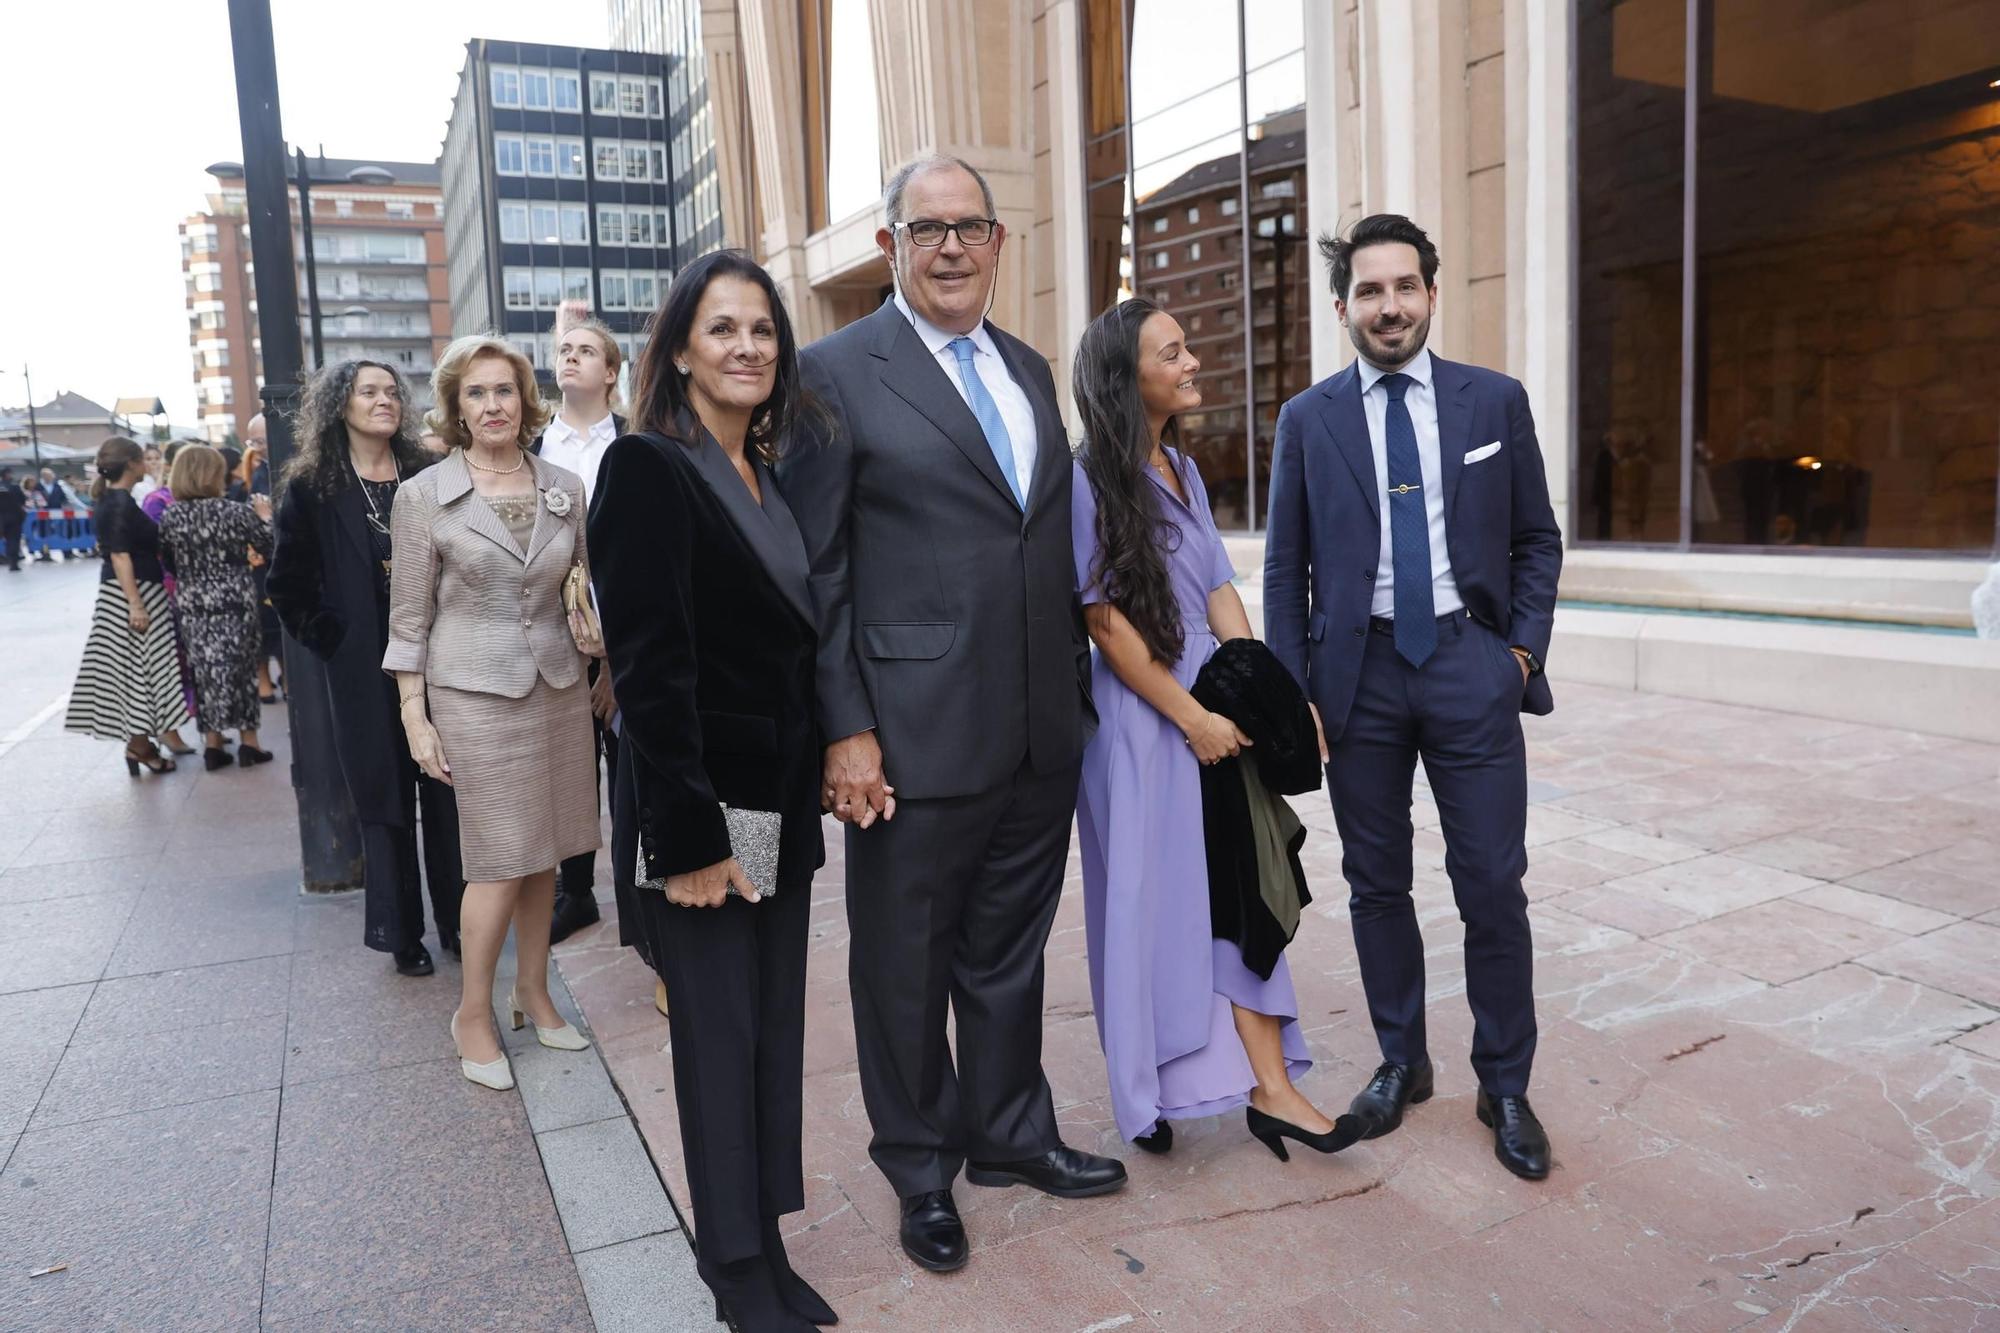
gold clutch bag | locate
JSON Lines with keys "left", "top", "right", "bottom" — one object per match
{"left": 562, "top": 561, "right": 601, "bottom": 650}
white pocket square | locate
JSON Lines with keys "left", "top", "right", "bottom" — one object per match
{"left": 1464, "top": 441, "right": 1502, "bottom": 464}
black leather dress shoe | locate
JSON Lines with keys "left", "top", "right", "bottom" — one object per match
{"left": 1476, "top": 1089, "right": 1551, "bottom": 1180}
{"left": 548, "top": 891, "right": 601, "bottom": 945}
{"left": 899, "top": 1190, "right": 967, "bottom": 1272}
{"left": 393, "top": 944, "right": 434, "bottom": 977}
{"left": 1348, "top": 1061, "right": 1435, "bottom": 1139}
{"left": 965, "top": 1145, "right": 1128, "bottom": 1198}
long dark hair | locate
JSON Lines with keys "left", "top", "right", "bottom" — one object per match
{"left": 285, "top": 359, "right": 431, "bottom": 497}
{"left": 1072, "top": 298, "right": 1184, "bottom": 665}
{"left": 631, "top": 249, "right": 810, "bottom": 463}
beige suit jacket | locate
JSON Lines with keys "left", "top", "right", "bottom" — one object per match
{"left": 382, "top": 449, "right": 587, "bottom": 697}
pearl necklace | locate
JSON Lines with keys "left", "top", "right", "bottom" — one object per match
{"left": 465, "top": 447, "right": 525, "bottom": 475}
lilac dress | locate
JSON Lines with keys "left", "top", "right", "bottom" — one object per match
{"left": 1072, "top": 453, "right": 1311, "bottom": 1142}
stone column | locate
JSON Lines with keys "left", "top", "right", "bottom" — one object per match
{"left": 700, "top": 0, "right": 759, "bottom": 256}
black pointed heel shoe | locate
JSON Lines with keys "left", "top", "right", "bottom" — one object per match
{"left": 1134, "top": 1120, "right": 1174, "bottom": 1155}
{"left": 1245, "top": 1105, "right": 1367, "bottom": 1162}
{"left": 762, "top": 1217, "right": 838, "bottom": 1325}
{"left": 702, "top": 1255, "right": 815, "bottom": 1332}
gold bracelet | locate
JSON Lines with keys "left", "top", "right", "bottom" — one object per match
{"left": 398, "top": 693, "right": 425, "bottom": 708}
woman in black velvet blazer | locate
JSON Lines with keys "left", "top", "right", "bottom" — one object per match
{"left": 587, "top": 251, "right": 830, "bottom": 1333}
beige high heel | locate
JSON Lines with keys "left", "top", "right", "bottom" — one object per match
{"left": 508, "top": 990, "right": 591, "bottom": 1051}
{"left": 450, "top": 1013, "right": 515, "bottom": 1090}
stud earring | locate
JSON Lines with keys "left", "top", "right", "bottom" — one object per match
{"left": 676, "top": 364, "right": 689, "bottom": 375}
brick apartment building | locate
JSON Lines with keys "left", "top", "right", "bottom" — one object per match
{"left": 181, "top": 155, "right": 449, "bottom": 443}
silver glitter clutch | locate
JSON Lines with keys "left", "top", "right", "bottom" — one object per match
{"left": 637, "top": 804, "right": 782, "bottom": 900}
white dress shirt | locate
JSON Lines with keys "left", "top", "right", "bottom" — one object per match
{"left": 1357, "top": 346, "right": 1463, "bottom": 620}
{"left": 893, "top": 290, "right": 1038, "bottom": 499}
{"left": 537, "top": 410, "right": 618, "bottom": 508}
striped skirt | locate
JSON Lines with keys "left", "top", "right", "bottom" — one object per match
{"left": 65, "top": 580, "right": 193, "bottom": 742}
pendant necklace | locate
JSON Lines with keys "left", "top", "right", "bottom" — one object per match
{"left": 354, "top": 451, "right": 402, "bottom": 581}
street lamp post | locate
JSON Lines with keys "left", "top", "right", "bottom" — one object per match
{"left": 296, "top": 147, "right": 324, "bottom": 368}
{"left": 23, "top": 364, "right": 42, "bottom": 473}
{"left": 226, "top": 0, "right": 364, "bottom": 893}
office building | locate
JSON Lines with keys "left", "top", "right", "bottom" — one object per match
{"left": 183, "top": 156, "right": 448, "bottom": 443}
{"left": 441, "top": 38, "right": 710, "bottom": 375}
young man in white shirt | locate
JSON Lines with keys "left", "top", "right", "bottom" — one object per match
{"left": 532, "top": 315, "right": 627, "bottom": 942}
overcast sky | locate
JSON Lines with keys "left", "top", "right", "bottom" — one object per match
{"left": 0, "top": 2, "right": 606, "bottom": 427}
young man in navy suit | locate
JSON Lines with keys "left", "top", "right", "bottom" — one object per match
{"left": 1264, "top": 214, "right": 1563, "bottom": 1180}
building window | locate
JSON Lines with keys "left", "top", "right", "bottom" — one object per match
{"left": 1260, "top": 178, "right": 1295, "bottom": 200}
{"left": 511, "top": 335, "right": 539, "bottom": 369}
{"left": 500, "top": 203, "right": 529, "bottom": 244}
{"left": 1151, "top": 216, "right": 1169, "bottom": 234}
{"left": 553, "top": 71, "right": 581, "bottom": 112}
{"left": 655, "top": 209, "right": 671, "bottom": 245}
{"left": 526, "top": 138, "right": 555, "bottom": 177}
{"left": 630, "top": 273, "right": 656, "bottom": 310}
{"left": 650, "top": 145, "right": 666, "bottom": 181}
{"left": 534, "top": 269, "right": 562, "bottom": 309}
{"left": 628, "top": 210, "right": 653, "bottom": 246}
{"left": 594, "top": 142, "right": 622, "bottom": 179}
{"left": 521, "top": 69, "right": 551, "bottom": 111}
{"left": 386, "top": 200, "right": 414, "bottom": 220}
{"left": 623, "top": 144, "right": 650, "bottom": 181}
{"left": 647, "top": 78, "right": 663, "bottom": 116}
{"left": 495, "top": 135, "right": 525, "bottom": 175}
{"left": 598, "top": 206, "right": 625, "bottom": 245}
{"left": 560, "top": 204, "right": 589, "bottom": 244}
{"left": 1187, "top": 241, "right": 1201, "bottom": 262}
{"left": 530, "top": 205, "right": 560, "bottom": 244}
{"left": 1152, "top": 251, "right": 1170, "bottom": 270}
{"left": 1220, "top": 195, "right": 1238, "bottom": 216}
{"left": 602, "top": 272, "right": 628, "bottom": 309}
{"left": 563, "top": 269, "right": 591, "bottom": 302}
{"left": 1217, "top": 267, "right": 1237, "bottom": 289}
{"left": 334, "top": 199, "right": 354, "bottom": 217}
{"left": 504, "top": 267, "right": 534, "bottom": 309}
{"left": 1187, "top": 205, "right": 1200, "bottom": 224}
{"left": 1184, "top": 278, "right": 1200, "bottom": 298}
{"left": 556, "top": 138, "right": 585, "bottom": 178}
{"left": 619, "top": 78, "right": 648, "bottom": 116}
{"left": 491, "top": 65, "right": 520, "bottom": 108}
{"left": 591, "top": 74, "right": 619, "bottom": 114}
{"left": 1577, "top": 1, "right": 2000, "bottom": 552}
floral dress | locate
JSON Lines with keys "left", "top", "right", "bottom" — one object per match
{"left": 158, "top": 498, "right": 273, "bottom": 733}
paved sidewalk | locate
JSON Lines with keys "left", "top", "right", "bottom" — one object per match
{"left": 556, "top": 629, "right": 2000, "bottom": 1328}
{"left": 0, "top": 561, "right": 708, "bottom": 1331}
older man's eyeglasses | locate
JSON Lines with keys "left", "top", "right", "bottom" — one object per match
{"left": 895, "top": 218, "right": 997, "bottom": 248}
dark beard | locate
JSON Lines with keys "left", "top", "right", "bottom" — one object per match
{"left": 1348, "top": 313, "right": 1431, "bottom": 370}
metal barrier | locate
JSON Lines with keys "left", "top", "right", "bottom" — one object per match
{"left": 22, "top": 509, "right": 96, "bottom": 558}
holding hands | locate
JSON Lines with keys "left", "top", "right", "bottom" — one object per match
{"left": 823, "top": 731, "right": 896, "bottom": 829}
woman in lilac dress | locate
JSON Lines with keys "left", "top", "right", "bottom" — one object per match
{"left": 1071, "top": 298, "right": 1348, "bottom": 1159}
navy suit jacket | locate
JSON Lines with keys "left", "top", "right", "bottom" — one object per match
{"left": 1263, "top": 353, "right": 1563, "bottom": 742}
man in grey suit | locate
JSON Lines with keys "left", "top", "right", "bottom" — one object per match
{"left": 779, "top": 156, "right": 1125, "bottom": 1273}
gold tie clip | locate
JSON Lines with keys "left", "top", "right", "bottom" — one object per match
{"left": 1391, "top": 483, "right": 1421, "bottom": 495}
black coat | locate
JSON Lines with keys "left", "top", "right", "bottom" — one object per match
{"left": 1191, "top": 638, "right": 1323, "bottom": 980}
{"left": 268, "top": 476, "right": 414, "bottom": 827}
{"left": 588, "top": 427, "right": 824, "bottom": 888}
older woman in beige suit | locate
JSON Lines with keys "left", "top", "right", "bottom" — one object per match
{"left": 385, "top": 334, "right": 602, "bottom": 1090}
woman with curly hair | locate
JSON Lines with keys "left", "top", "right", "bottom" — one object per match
{"left": 1070, "top": 299, "right": 1351, "bottom": 1160}
{"left": 268, "top": 359, "right": 464, "bottom": 976}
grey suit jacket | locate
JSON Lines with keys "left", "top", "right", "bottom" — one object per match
{"left": 382, "top": 449, "right": 588, "bottom": 697}
{"left": 778, "top": 298, "right": 1092, "bottom": 801}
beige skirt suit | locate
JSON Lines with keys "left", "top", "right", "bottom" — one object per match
{"left": 383, "top": 450, "right": 600, "bottom": 881}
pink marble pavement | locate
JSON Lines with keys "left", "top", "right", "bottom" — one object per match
{"left": 556, "top": 683, "right": 2000, "bottom": 1331}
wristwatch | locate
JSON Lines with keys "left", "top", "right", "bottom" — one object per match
{"left": 1510, "top": 646, "right": 1544, "bottom": 677}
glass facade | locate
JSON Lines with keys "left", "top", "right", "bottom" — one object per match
{"left": 1084, "top": 0, "right": 1313, "bottom": 530}
{"left": 1577, "top": 0, "right": 2000, "bottom": 553}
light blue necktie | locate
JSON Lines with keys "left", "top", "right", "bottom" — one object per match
{"left": 948, "top": 336, "right": 1024, "bottom": 507}
{"left": 1380, "top": 372, "right": 1436, "bottom": 667}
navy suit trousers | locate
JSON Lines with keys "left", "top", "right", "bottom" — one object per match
{"left": 1326, "top": 609, "right": 1537, "bottom": 1095}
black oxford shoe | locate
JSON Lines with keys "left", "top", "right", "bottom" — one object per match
{"left": 1476, "top": 1089, "right": 1551, "bottom": 1180}
{"left": 548, "top": 891, "right": 602, "bottom": 945}
{"left": 965, "top": 1144, "right": 1128, "bottom": 1198}
{"left": 899, "top": 1190, "right": 967, "bottom": 1272}
{"left": 1348, "top": 1061, "right": 1434, "bottom": 1139}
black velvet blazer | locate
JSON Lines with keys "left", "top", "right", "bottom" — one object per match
{"left": 588, "top": 426, "right": 825, "bottom": 886}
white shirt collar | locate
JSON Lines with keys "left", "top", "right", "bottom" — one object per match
{"left": 893, "top": 289, "right": 999, "bottom": 361}
{"left": 546, "top": 410, "right": 617, "bottom": 449}
{"left": 1357, "top": 345, "right": 1434, "bottom": 395}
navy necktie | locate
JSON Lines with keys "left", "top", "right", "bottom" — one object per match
{"left": 1380, "top": 372, "right": 1436, "bottom": 667}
